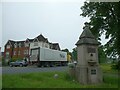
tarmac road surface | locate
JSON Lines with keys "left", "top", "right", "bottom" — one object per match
{"left": 2, "top": 66, "right": 68, "bottom": 74}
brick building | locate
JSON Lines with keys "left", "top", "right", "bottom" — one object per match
{"left": 4, "top": 34, "right": 60, "bottom": 62}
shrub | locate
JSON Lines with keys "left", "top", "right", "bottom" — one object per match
{"left": 11, "top": 57, "right": 23, "bottom": 61}
{"left": 111, "top": 60, "right": 120, "bottom": 70}
{"left": 68, "top": 63, "right": 75, "bottom": 68}
{"left": 2, "top": 57, "right": 8, "bottom": 66}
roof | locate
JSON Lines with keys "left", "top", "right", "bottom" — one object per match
{"left": 16, "top": 41, "right": 25, "bottom": 47}
{"left": 53, "top": 43, "right": 60, "bottom": 50}
{"left": 5, "top": 40, "right": 15, "bottom": 46}
{"left": 50, "top": 43, "right": 60, "bottom": 50}
{"left": 26, "top": 38, "right": 34, "bottom": 42}
{"left": 76, "top": 23, "right": 99, "bottom": 46}
{"left": 5, "top": 40, "right": 25, "bottom": 47}
{"left": 36, "top": 34, "right": 48, "bottom": 42}
{"left": 80, "top": 27, "right": 95, "bottom": 39}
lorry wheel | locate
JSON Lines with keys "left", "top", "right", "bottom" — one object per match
{"left": 20, "top": 64, "right": 23, "bottom": 67}
{"left": 37, "top": 64, "right": 41, "bottom": 67}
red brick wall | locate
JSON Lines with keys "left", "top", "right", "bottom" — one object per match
{"left": 4, "top": 47, "right": 13, "bottom": 59}
{"left": 12, "top": 47, "right": 30, "bottom": 59}
{"left": 12, "top": 48, "right": 18, "bottom": 58}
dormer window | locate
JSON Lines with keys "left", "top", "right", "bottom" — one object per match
{"left": 6, "top": 45, "right": 10, "bottom": 49}
{"left": 14, "top": 43, "right": 17, "bottom": 48}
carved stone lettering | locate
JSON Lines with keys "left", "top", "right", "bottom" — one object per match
{"left": 91, "top": 69, "right": 96, "bottom": 75}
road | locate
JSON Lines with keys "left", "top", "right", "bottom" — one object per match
{"left": 2, "top": 66, "right": 68, "bottom": 74}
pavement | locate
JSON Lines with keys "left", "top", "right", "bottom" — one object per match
{"left": 2, "top": 66, "right": 68, "bottom": 74}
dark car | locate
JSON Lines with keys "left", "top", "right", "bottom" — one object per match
{"left": 9, "top": 60, "right": 28, "bottom": 67}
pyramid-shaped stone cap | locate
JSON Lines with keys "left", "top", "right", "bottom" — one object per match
{"left": 76, "top": 23, "right": 99, "bottom": 46}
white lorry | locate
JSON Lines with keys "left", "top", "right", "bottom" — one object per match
{"left": 30, "top": 47, "right": 67, "bottom": 67}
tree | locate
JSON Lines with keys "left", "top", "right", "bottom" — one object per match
{"left": 72, "top": 48, "right": 77, "bottom": 61}
{"left": 62, "top": 48, "right": 72, "bottom": 61}
{"left": 98, "top": 45, "right": 107, "bottom": 63}
{"left": 80, "top": 2, "right": 120, "bottom": 58}
{"left": 61, "top": 48, "right": 69, "bottom": 53}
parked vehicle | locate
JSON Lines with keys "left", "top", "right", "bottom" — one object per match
{"left": 9, "top": 60, "right": 28, "bottom": 67}
{"left": 30, "top": 47, "right": 67, "bottom": 67}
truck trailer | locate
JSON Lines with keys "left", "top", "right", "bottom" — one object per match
{"left": 30, "top": 47, "right": 67, "bottom": 67}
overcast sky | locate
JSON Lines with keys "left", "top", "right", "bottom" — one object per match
{"left": 0, "top": 0, "right": 108, "bottom": 52}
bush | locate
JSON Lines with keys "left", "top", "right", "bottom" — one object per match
{"left": 2, "top": 57, "right": 8, "bottom": 66}
{"left": 68, "top": 63, "right": 75, "bottom": 68}
{"left": 111, "top": 60, "right": 120, "bottom": 70}
{"left": 12, "top": 57, "right": 23, "bottom": 61}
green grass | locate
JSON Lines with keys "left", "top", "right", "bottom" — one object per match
{"left": 3, "top": 72, "right": 81, "bottom": 88}
{"left": 2, "top": 63, "right": 119, "bottom": 88}
{"left": 2, "top": 70, "right": 118, "bottom": 88}
{"left": 0, "top": 75, "right": 2, "bottom": 89}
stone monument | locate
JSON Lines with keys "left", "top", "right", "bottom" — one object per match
{"left": 75, "top": 22, "right": 103, "bottom": 84}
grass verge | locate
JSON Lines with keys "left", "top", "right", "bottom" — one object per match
{"left": 2, "top": 71, "right": 118, "bottom": 88}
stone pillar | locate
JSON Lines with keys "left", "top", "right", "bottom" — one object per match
{"left": 75, "top": 22, "right": 103, "bottom": 84}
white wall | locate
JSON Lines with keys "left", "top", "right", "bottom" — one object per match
{"left": 30, "top": 41, "right": 50, "bottom": 49}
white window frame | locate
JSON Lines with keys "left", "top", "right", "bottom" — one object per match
{"left": 34, "top": 42, "right": 38, "bottom": 46}
{"left": 18, "top": 51, "right": 21, "bottom": 55}
{"left": 6, "top": 45, "right": 10, "bottom": 49}
{"left": 45, "top": 43, "right": 48, "bottom": 48}
{"left": 24, "top": 50, "right": 28, "bottom": 55}
{"left": 6, "top": 52, "right": 9, "bottom": 55}
{"left": 24, "top": 50, "right": 26, "bottom": 55}
{"left": 14, "top": 44, "right": 17, "bottom": 48}
{"left": 14, "top": 51, "right": 16, "bottom": 55}
{"left": 25, "top": 43, "right": 29, "bottom": 47}
{"left": 19, "top": 43, "right": 21, "bottom": 47}
{"left": 26, "top": 50, "right": 28, "bottom": 54}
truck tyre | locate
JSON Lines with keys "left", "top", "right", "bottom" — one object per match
{"left": 20, "top": 64, "right": 23, "bottom": 67}
{"left": 37, "top": 62, "right": 41, "bottom": 67}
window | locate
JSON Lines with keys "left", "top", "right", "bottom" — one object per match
{"left": 19, "top": 43, "right": 21, "bottom": 47}
{"left": 91, "top": 69, "right": 96, "bottom": 75}
{"left": 34, "top": 42, "right": 38, "bottom": 46}
{"left": 14, "top": 44, "right": 17, "bottom": 48}
{"left": 42, "top": 43, "right": 44, "bottom": 47}
{"left": 24, "top": 50, "right": 26, "bottom": 55}
{"left": 6, "top": 45, "right": 10, "bottom": 49}
{"left": 24, "top": 50, "right": 28, "bottom": 55}
{"left": 45, "top": 43, "right": 48, "bottom": 48}
{"left": 25, "top": 43, "right": 29, "bottom": 47}
{"left": 26, "top": 50, "right": 28, "bottom": 54}
{"left": 14, "top": 51, "right": 16, "bottom": 55}
{"left": 18, "top": 51, "right": 21, "bottom": 55}
{"left": 5, "top": 52, "right": 10, "bottom": 58}
{"left": 6, "top": 52, "right": 9, "bottom": 55}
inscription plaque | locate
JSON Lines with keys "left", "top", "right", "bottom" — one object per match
{"left": 91, "top": 69, "right": 96, "bottom": 75}
{"left": 87, "top": 48, "right": 96, "bottom": 53}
